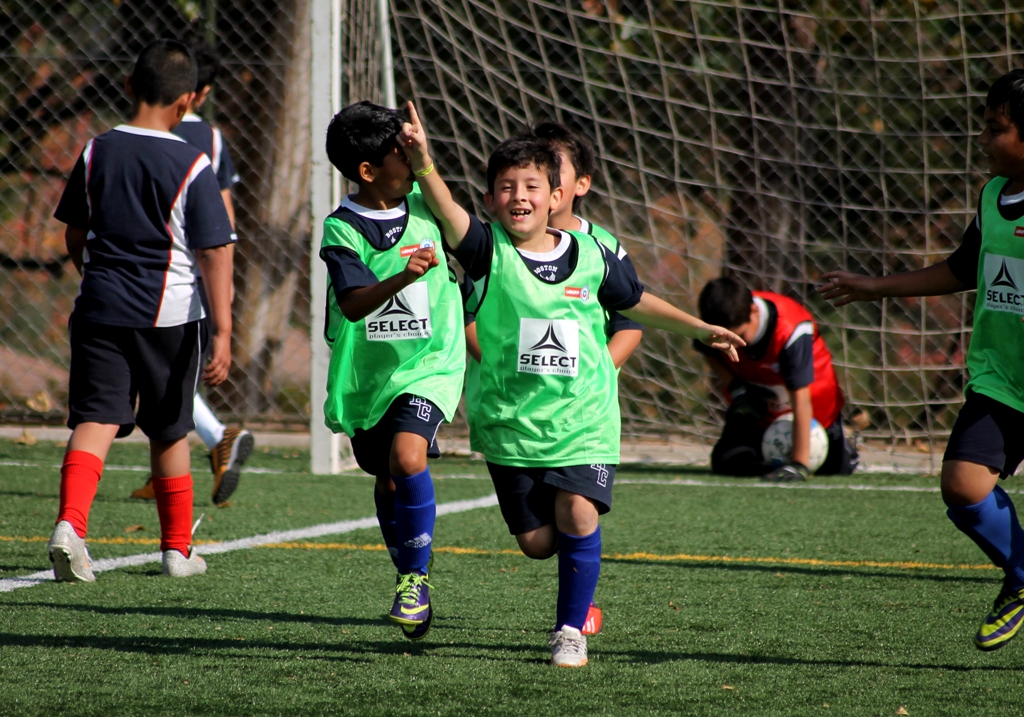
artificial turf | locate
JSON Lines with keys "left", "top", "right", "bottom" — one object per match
{"left": 1, "top": 438, "right": 1022, "bottom": 716}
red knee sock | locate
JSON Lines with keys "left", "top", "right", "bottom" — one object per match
{"left": 57, "top": 451, "right": 104, "bottom": 538}
{"left": 153, "top": 474, "right": 193, "bottom": 556}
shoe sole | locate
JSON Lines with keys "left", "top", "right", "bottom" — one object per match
{"left": 550, "top": 658, "right": 589, "bottom": 668}
{"left": 213, "top": 432, "right": 254, "bottom": 504}
{"left": 49, "top": 546, "right": 94, "bottom": 583}
{"left": 387, "top": 611, "right": 430, "bottom": 627}
{"left": 402, "top": 607, "right": 433, "bottom": 641}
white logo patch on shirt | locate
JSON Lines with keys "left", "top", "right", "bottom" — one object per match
{"left": 518, "top": 319, "right": 580, "bottom": 376}
{"left": 983, "top": 254, "right": 1024, "bottom": 315}
{"left": 365, "top": 283, "right": 431, "bottom": 340}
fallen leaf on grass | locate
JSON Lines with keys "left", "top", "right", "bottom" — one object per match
{"left": 722, "top": 685, "right": 735, "bottom": 690}
{"left": 124, "top": 525, "right": 145, "bottom": 533}
{"left": 14, "top": 429, "right": 37, "bottom": 446}
{"left": 896, "top": 708, "right": 909, "bottom": 716}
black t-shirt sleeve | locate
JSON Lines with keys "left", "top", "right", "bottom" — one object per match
{"left": 449, "top": 216, "right": 493, "bottom": 281}
{"left": 323, "top": 247, "right": 379, "bottom": 303}
{"left": 778, "top": 331, "right": 815, "bottom": 390}
{"left": 184, "top": 165, "right": 236, "bottom": 249}
{"left": 54, "top": 153, "right": 89, "bottom": 228}
{"left": 596, "top": 242, "right": 644, "bottom": 312}
{"left": 606, "top": 253, "right": 644, "bottom": 332}
{"left": 946, "top": 211, "right": 981, "bottom": 289}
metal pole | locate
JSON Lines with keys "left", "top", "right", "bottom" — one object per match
{"left": 377, "top": 0, "right": 396, "bottom": 107}
{"left": 309, "top": 0, "right": 346, "bottom": 474}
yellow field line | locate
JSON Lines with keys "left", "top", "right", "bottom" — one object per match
{"left": 0, "top": 533, "right": 998, "bottom": 572}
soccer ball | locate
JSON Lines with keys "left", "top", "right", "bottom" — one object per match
{"left": 761, "top": 413, "right": 829, "bottom": 472}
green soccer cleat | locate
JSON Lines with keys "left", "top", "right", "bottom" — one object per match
{"left": 975, "top": 579, "right": 1024, "bottom": 651}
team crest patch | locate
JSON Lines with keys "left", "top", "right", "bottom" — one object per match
{"left": 518, "top": 319, "right": 580, "bottom": 376}
{"left": 365, "top": 283, "right": 432, "bottom": 340}
{"left": 399, "top": 240, "right": 435, "bottom": 257}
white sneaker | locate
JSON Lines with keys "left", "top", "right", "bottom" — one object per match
{"left": 549, "top": 625, "right": 588, "bottom": 668}
{"left": 48, "top": 520, "right": 96, "bottom": 582}
{"left": 161, "top": 547, "right": 207, "bottom": 577}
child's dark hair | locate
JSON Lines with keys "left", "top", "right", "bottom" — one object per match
{"left": 986, "top": 70, "right": 1024, "bottom": 135}
{"left": 185, "top": 36, "right": 220, "bottom": 91}
{"left": 486, "top": 137, "right": 560, "bottom": 194}
{"left": 325, "top": 101, "right": 405, "bottom": 183}
{"left": 698, "top": 276, "right": 753, "bottom": 329}
{"left": 528, "top": 122, "right": 596, "bottom": 212}
{"left": 129, "top": 39, "right": 197, "bottom": 107}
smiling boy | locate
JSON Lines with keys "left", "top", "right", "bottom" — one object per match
{"left": 822, "top": 70, "right": 1024, "bottom": 651}
{"left": 400, "top": 103, "right": 743, "bottom": 667}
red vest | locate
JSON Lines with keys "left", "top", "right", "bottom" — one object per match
{"left": 722, "top": 292, "right": 844, "bottom": 428}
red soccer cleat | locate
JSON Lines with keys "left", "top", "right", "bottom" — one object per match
{"left": 582, "top": 603, "right": 603, "bottom": 635}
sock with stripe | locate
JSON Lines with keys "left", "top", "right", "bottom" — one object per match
{"left": 153, "top": 474, "right": 194, "bottom": 557}
{"left": 946, "top": 485, "right": 1024, "bottom": 589}
{"left": 392, "top": 467, "right": 435, "bottom": 574}
{"left": 556, "top": 527, "right": 602, "bottom": 631}
{"left": 374, "top": 483, "right": 400, "bottom": 569}
{"left": 57, "top": 450, "right": 104, "bottom": 538}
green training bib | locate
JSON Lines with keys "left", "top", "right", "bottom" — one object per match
{"left": 471, "top": 223, "right": 620, "bottom": 466}
{"left": 967, "top": 176, "right": 1024, "bottom": 413}
{"left": 320, "top": 187, "right": 465, "bottom": 435}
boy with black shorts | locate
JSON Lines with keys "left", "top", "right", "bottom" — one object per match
{"left": 697, "top": 276, "right": 857, "bottom": 482}
{"left": 319, "top": 101, "right": 465, "bottom": 640}
{"left": 822, "top": 70, "right": 1024, "bottom": 651}
{"left": 130, "top": 36, "right": 253, "bottom": 506}
{"left": 401, "top": 104, "right": 743, "bottom": 666}
{"left": 49, "top": 39, "right": 235, "bottom": 581}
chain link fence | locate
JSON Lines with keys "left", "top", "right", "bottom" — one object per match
{"left": 0, "top": 0, "right": 312, "bottom": 428}
{"left": 0, "top": 0, "right": 1019, "bottom": 450}
{"left": 387, "top": 0, "right": 1020, "bottom": 450}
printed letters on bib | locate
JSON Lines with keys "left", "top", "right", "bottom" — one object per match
{"left": 518, "top": 319, "right": 580, "bottom": 376}
{"left": 365, "top": 283, "right": 432, "bottom": 340}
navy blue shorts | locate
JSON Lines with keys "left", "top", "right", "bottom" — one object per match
{"left": 67, "top": 316, "right": 204, "bottom": 441}
{"left": 944, "top": 391, "right": 1024, "bottom": 478}
{"left": 350, "top": 394, "right": 443, "bottom": 478}
{"left": 486, "top": 462, "right": 615, "bottom": 535}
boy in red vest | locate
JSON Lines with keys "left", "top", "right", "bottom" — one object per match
{"left": 696, "top": 277, "right": 858, "bottom": 481}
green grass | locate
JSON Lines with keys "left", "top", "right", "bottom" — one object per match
{"left": 1, "top": 438, "right": 1022, "bottom": 716}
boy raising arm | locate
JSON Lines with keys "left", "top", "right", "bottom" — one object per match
{"left": 821, "top": 70, "right": 1024, "bottom": 651}
{"left": 401, "top": 103, "right": 742, "bottom": 667}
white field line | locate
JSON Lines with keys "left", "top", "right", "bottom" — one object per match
{"left": 0, "top": 494, "right": 499, "bottom": 593}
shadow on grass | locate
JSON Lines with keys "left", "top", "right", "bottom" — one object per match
{"left": 601, "top": 557, "right": 998, "bottom": 584}
{"left": 0, "top": 630, "right": 1016, "bottom": 672}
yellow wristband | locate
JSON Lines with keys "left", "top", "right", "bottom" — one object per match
{"left": 414, "top": 162, "right": 434, "bottom": 177}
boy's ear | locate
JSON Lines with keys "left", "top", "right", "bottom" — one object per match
{"left": 358, "top": 161, "right": 377, "bottom": 185}
{"left": 483, "top": 192, "right": 495, "bottom": 213}
{"left": 193, "top": 85, "right": 213, "bottom": 109}
{"left": 173, "top": 92, "right": 196, "bottom": 121}
{"left": 548, "top": 185, "right": 564, "bottom": 212}
{"left": 575, "top": 174, "right": 592, "bottom": 197}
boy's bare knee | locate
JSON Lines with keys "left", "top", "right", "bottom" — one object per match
{"left": 389, "top": 433, "right": 428, "bottom": 477}
{"left": 553, "top": 491, "right": 600, "bottom": 536}
{"left": 940, "top": 460, "right": 999, "bottom": 506}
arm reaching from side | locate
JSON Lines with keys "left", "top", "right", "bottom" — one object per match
{"left": 621, "top": 293, "right": 745, "bottom": 362}
{"left": 398, "top": 101, "right": 471, "bottom": 249}
{"left": 819, "top": 261, "right": 966, "bottom": 306}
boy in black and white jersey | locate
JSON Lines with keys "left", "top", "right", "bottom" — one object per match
{"left": 49, "top": 39, "right": 235, "bottom": 582}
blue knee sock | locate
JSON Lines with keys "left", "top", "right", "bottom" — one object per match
{"left": 392, "top": 468, "right": 435, "bottom": 574}
{"left": 373, "top": 485, "right": 399, "bottom": 569}
{"left": 556, "top": 527, "right": 602, "bottom": 631}
{"left": 946, "top": 485, "right": 1024, "bottom": 588}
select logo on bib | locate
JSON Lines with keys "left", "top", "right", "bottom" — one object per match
{"left": 984, "top": 254, "right": 1024, "bottom": 314}
{"left": 564, "top": 286, "right": 591, "bottom": 301}
{"left": 365, "top": 282, "right": 432, "bottom": 340}
{"left": 518, "top": 319, "right": 580, "bottom": 376}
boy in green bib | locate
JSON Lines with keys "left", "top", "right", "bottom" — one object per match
{"left": 821, "top": 71, "right": 1024, "bottom": 652}
{"left": 400, "top": 103, "right": 744, "bottom": 667}
{"left": 320, "top": 101, "right": 465, "bottom": 641}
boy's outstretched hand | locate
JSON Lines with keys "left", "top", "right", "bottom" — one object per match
{"left": 698, "top": 325, "right": 745, "bottom": 362}
{"left": 819, "top": 270, "right": 881, "bottom": 306}
{"left": 399, "top": 101, "right": 431, "bottom": 171}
